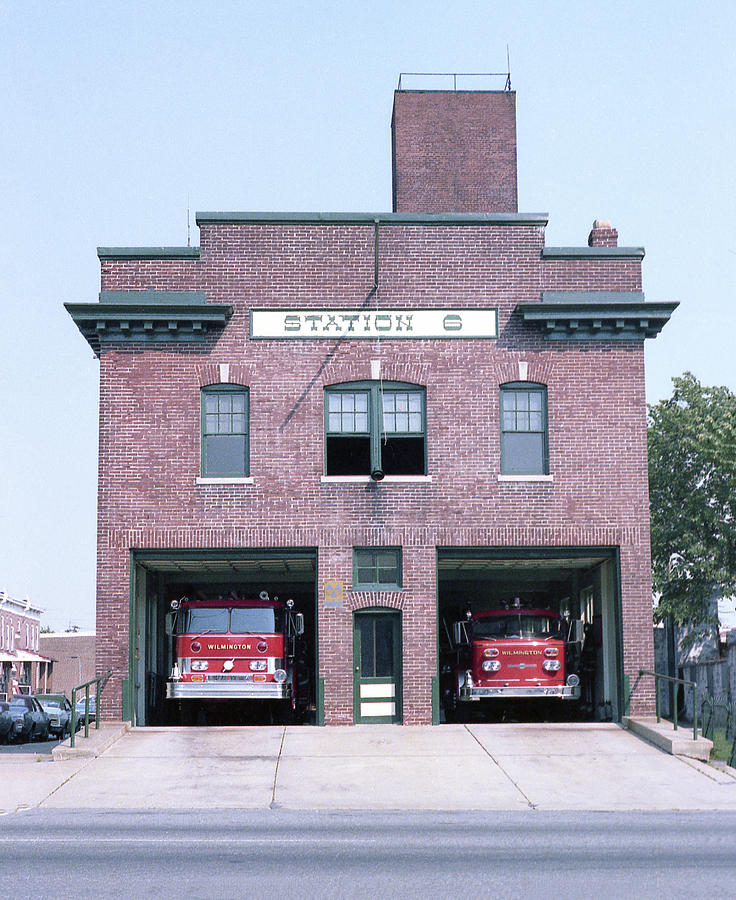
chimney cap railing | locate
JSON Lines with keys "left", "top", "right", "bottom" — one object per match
{"left": 397, "top": 72, "right": 512, "bottom": 92}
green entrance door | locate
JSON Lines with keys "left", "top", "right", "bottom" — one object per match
{"left": 353, "top": 608, "right": 402, "bottom": 723}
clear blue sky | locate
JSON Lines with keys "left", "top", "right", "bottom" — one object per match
{"left": 1, "top": 1, "right": 734, "bottom": 631}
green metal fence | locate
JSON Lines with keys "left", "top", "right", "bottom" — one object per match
{"left": 70, "top": 671, "right": 112, "bottom": 748}
{"left": 701, "top": 694, "right": 736, "bottom": 767}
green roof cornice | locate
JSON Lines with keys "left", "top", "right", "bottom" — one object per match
{"left": 99, "top": 291, "right": 206, "bottom": 305}
{"left": 195, "top": 211, "right": 549, "bottom": 227}
{"left": 542, "top": 247, "right": 645, "bottom": 260}
{"left": 97, "top": 247, "right": 200, "bottom": 260}
{"left": 516, "top": 291, "right": 677, "bottom": 341}
{"left": 65, "top": 300, "right": 232, "bottom": 356}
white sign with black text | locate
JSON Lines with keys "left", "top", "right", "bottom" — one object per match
{"left": 249, "top": 308, "right": 497, "bottom": 339}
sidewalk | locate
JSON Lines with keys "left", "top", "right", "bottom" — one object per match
{"left": 2, "top": 721, "right": 736, "bottom": 814}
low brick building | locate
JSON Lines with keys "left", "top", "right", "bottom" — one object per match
{"left": 0, "top": 591, "right": 50, "bottom": 699}
{"left": 67, "top": 80, "right": 676, "bottom": 726}
{"left": 39, "top": 631, "right": 96, "bottom": 699}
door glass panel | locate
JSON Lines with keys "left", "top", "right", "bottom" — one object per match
{"left": 374, "top": 618, "right": 393, "bottom": 677}
{"left": 359, "top": 617, "right": 374, "bottom": 676}
{"left": 358, "top": 615, "right": 395, "bottom": 678}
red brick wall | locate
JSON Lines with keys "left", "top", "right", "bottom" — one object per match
{"left": 392, "top": 91, "right": 518, "bottom": 213}
{"left": 93, "top": 221, "right": 656, "bottom": 722}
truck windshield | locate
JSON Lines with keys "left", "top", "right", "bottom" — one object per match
{"left": 473, "top": 614, "right": 563, "bottom": 639}
{"left": 230, "top": 608, "right": 280, "bottom": 634}
{"left": 182, "top": 608, "right": 229, "bottom": 634}
{"left": 179, "top": 607, "right": 281, "bottom": 634}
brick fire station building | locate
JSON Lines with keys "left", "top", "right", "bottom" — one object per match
{"left": 67, "top": 82, "right": 676, "bottom": 726}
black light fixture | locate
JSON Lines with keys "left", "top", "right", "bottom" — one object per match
{"left": 370, "top": 468, "right": 385, "bottom": 482}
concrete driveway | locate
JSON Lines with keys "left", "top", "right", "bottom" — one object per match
{"left": 4, "top": 722, "right": 736, "bottom": 813}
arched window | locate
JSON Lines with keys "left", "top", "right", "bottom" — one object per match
{"left": 325, "top": 381, "right": 426, "bottom": 477}
{"left": 201, "top": 384, "right": 249, "bottom": 477}
{"left": 500, "top": 382, "right": 548, "bottom": 475}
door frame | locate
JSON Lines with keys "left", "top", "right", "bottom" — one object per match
{"left": 352, "top": 607, "right": 403, "bottom": 724}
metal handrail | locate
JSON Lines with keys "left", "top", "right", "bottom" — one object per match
{"left": 70, "top": 670, "right": 112, "bottom": 748}
{"left": 639, "top": 669, "right": 699, "bottom": 741}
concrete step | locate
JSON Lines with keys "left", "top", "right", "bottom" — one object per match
{"left": 623, "top": 716, "right": 713, "bottom": 761}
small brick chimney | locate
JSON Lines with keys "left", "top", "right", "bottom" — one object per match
{"left": 588, "top": 219, "right": 619, "bottom": 247}
{"left": 391, "top": 90, "right": 518, "bottom": 214}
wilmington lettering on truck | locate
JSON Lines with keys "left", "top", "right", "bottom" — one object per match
{"left": 166, "top": 591, "right": 305, "bottom": 708}
{"left": 442, "top": 598, "right": 581, "bottom": 717}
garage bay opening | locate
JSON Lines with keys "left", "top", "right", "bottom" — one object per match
{"left": 131, "top": 549, "right": 317, "bottom": 726}
{"left": 437, "top": 548, "right": 622, "bottom": 724}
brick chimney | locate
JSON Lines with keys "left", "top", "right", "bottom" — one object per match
{"left": 391, "top": 90, "right": 518, "bottom": 214}
{"left": 588, "top": 219, "right": 619, "bottom": 247}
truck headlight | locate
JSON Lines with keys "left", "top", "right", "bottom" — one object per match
{"left": 481, "top": 660, "right": 501, "bottom": 672}
{"left": 566, "top": 673, "right": 580, "bottom": 687}
{"left": 542, "top": 660, "right": 561, "bottom": 672}
{"left": 249, "top": 660, "right": 267, "bottom": 671}
{"left": 191, "top": 660, "right": 209, "bottom": 671}
{"left": 274, "top": 669, "right": 288, "bottom": 683}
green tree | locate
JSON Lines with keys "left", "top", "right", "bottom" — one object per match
{"left": 648, "top": 373, "right": 736, "bottom": 627}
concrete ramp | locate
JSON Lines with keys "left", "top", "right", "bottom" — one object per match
{"left": 7, "top": 722, "right": 736, "bottom": 812}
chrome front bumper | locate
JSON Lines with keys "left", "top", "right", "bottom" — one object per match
{"left": 459, "top": 684, "right": 581, "bottom": 701}
{"left": 167, "top": 681, "right": 292, "bottom": 700}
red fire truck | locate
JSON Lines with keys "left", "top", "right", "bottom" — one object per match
{"left": 443, "top": 600, "right": 581, "bottom": 718}
{"left": 167, "top": 591, "right": 306, "bottom": 713}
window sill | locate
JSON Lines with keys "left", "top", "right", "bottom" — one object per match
{"left": 497, "top": 474, "right": 553, "bottom": 483}
{"left": 321, "top": 475, "right": 433, "bottom": 484}
{"left": 196, "top": 476, "right": 254, "bottom": 485}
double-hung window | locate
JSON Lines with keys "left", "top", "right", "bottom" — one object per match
{"left": 500, "top": 382, "right": 548, "bottom": 475}
{"left": 325, "top": 381, "right": 426, "bottom": 477}
{"left": 201, "top": 384, "right": 249, "bottom": 477}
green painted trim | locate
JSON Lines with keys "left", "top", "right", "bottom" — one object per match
{"left": 353, "top": 607, "right": 403, "bottom": 724}
{"left": 542, "top": 247, "right": 645, "bottom": 260}
{"left": 541, "top": 291, "right": 646, "bottom": 305}
{"left": 499, "top": 382, "right": 548, "bottom": 476}
{"left": 438, "top": 545, "right": 618, "bottom": 562}
{"left": 352, "top": 547, "right": 403, "bottom": 591}
{"left": 431, "top": 675, "right": 440, "bottom": 725}
{"left": 613, "top": 548, "right": 625, "bottom": 723}
{"left": 65, "top": 302, "right": 233, "bottom": 355}
{"left": 134, "top": 547, "right": 317, "bottom": 564}
{"left": 121, "top": 679, "right": 132, "bottom": 722}
{"left": 516, "top": 299, "right": 678, "bottom": 341}
{"left": 325, "top": 381, "right": 427, "bottom": 476}
{"left": 127, "top": 552, "right": 136, "bottom": 725}
{"left": 201, "top": 384, "right": 250, "bottom": 478}
{"left": 100, "top": 291, "right": 206, "bottom": 306}
{"left": 623, "top": 674, "right": 631, "bottom": 717}
{"left": 196, "top": 211, "right": 549, "bottom": 227}
{"left": 317, "top": 677, "right": 325, "bottom": 726}
{"left": 97, "top": 247, "right": 200, "bottom": 260}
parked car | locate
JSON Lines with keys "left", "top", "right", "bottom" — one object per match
{"left": 0, "top": 702, "right": 13, "bottom": 743}
{"left": 8, "top": 696, "right": 50, "bottom": 742}
{"left": 75, "top": 694, "right": 97, "bottom": 726}
{"left": 35, "top": 694, "right": 75, "bottom": 738}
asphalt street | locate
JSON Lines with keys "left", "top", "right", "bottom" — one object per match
{"left": 3, "top": 809, "right": 736, "bottom": 899}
